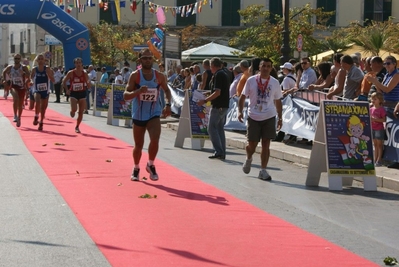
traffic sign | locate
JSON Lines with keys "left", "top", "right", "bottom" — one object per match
{"left": 297, "top": 34, "right": 303, "bottom": 52}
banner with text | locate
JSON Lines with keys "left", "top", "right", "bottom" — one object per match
{"left": 280, "top": 96, "right": 319, "bottom": 140}
{"left": 383, "top": 108, "right": 399, "bottom": 162}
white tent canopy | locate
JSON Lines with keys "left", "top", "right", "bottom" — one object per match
{"left": 181, "top": 42, "right": 251, "bottom": 63}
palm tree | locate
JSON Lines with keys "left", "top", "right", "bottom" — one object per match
{"left": 345, "top": 20, "right": 397, "bottom": 56}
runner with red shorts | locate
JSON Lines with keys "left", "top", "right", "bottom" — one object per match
{"left": 62, "top": 57, "right": 89, "bottom": 133}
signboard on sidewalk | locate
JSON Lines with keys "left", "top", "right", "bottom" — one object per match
{"left": 306, "top": 100, "right": 377, "bottom": 191}
{"left": 324, "top": 101, "right": 375, "bottom": 175}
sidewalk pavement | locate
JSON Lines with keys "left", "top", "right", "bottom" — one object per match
{"left": 164, "top": 120, "right": 399, "bottom": 193}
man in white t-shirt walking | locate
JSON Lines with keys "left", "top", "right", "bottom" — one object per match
{"left": 114, "top": 69, "right": 123, "bottom": 84}
{"left": 238, "top": 57, "right": 283, "bottom": 181}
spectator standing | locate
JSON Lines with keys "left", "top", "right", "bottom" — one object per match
{"left": 367, "top": 55, "right": 399, "bottom": 109}
{"left": 191, "top": 65, "right": 201, "bottom": 90}
{"left": 357, "top": 56, "right": 386, "bottom": 101}
{"left": 114, "top": 68, "right": 123, "bottom": 84}
{"left": 280, "top": 62, "right": 296, "bottom": 97}
{"left": 201, "top": 59, "right": 213, "bottom": 90}
{"left": 122, "top": 62, "right": 132, "bottom": 84}
{"left": 196, "top": 57, "right": 230, "bottom": 159}
{"left": 236, "top": 60, "right": 250, "bottom": 96}
{"left": 308, "top": 62, "right": 333, "bottom": 91}
{"left": 238, "top": 58, "right": 283, "bottom": 180}
{"left": 100, "top": 67, "right": 109, "bottom": 83}
{"left": 229, "top": 64, "right": 243, "bottom": 98}
{"left": 183, "top": 68, "right": 191, "bottom": 90}
{"left": 327, "top": 53, "right": 346, "bottom": 99}
{"left": 53, "top": 67, "right": 63, "bottom": 103}
{"left": 274, "top": 62, "right": 296, "bottom": 143}
{"left": 340, "top": 55, "right": 364, "bottom": 100}
{"left": 369, "top": 92, "right": 386, "bottom": 166}
{"left": 172, "top": 69, "right": 185, "bottom": 89}
{"left": 298, "top": 57, "right": 317, "bottom": 89}
{"left": 86, "top": 65, "right": 97, "bottom": 114}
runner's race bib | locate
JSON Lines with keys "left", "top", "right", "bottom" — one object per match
{"left": 13, "top": 77, "right": 23, "bottom": 87}
{"left": 72, "top": 83, "right": 84, "bottom": 91}
{"left": 140, "top": 88, "right": 158, "bottom": 102}
{"left": 37, "top": 83, "right": 48, "bottom": 91}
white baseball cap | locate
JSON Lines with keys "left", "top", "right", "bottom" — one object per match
{"left": 280, "top": 62, "right": 294, "bottom": 70}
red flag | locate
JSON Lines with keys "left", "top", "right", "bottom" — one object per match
{"left": 130, "top": 0, "right": 137, "bottom": 14}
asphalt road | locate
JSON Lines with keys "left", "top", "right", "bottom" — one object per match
{"left": 1, "top": 92, "right": 399, "bottom": 266}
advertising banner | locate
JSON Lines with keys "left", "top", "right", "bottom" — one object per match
{"left": 280, "top": 96, "right": 319, "bottom": 140}
{"left": 224, "top": 97, "right": 248, "bottom": 131}
{"left": 323, "top": 101, "right": 375, "bottom": 176}
{"left": 112, "top": 84, "right": 132, "bottom": 120}
{"left": 383, "top": 108, "right": 399, "bottom": 162}
{"left": 95, "top": 83, "right": 112, "bottom": 111}
{"left": 190, "top": 90, "right": 210, "bottom": 139}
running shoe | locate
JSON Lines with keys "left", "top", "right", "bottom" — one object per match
{"left": 146, "top": 164, "right": 159, "bottom": 181}
{"left": 33, "top": 116, "right": 39, "bottom": 126}
{"left": 13, "top": 115, "right": 17, "bottom": 122}
{"left": 242, "top": 158, "right": 252, "bottom": 174}
{"left": 258, "top": 169, "right": 272, "bottom": 181}
{"left": 131, "top": 168, "right": 140, "bottom": 181}
{"left": 75, "top": 127, "right": 81, "bottom": 133}
{"left": 70, "top": 111, "right": 75, "bottom": 118}
{"left": 16, "top": 117, "right": 21, "bottom": 127}
{"left": 38, "top": 122, "right": 43, "bottom": 131}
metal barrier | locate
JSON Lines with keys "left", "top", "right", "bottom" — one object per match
{"left": 293, "top": 89, "right": 346, "bottom": 106}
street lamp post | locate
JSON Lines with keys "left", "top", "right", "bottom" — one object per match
{"left": 280, "top": 0, "right": 290, "bottom": 65}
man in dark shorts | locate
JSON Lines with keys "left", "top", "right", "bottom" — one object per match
{"left": 2, "top": 54, "right": 30, "bottom": 127}
{"left": 123, "top": 49, "right": 172, "bottom": 181}
{"left": 31, "top": 54, "right": 55, "bottom": 131}
{"left": 238, "top": 58, "right": 283, "bottom": 181}
{"left": 62, "top": 58, "right": 90, "bottom": 133}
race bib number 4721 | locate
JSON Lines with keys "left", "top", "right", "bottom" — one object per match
{"left": 140, "top": 88, "right": 158, "bottom": 102}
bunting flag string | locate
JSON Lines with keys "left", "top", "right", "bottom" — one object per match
{"left": 51, "top": 0, "right": 214, "bottom": 19}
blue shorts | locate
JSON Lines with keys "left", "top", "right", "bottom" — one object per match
{"left": 372, "top": 129, "right": 385, "bottom": 140}
{"left": 35, "top": 90, "right": 50, "bottom": 99}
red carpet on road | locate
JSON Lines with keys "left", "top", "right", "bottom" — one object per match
{"left": 0, "top": 98, "right": 378, "bottom": 267}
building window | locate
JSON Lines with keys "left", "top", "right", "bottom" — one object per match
{"left": 317, "top": 0, "right": 336, "bottom": 26}
{"left": 222, "top": 0, "right": 240, "bottom": 26}
{"left": 269, "top": 0, "right": 282, "bottom": 24}
{"left": 176, "top": 0, "right": 196, "bottom": 26}
{"left": 364, "top": 0, "right": 392, "bottom": 23}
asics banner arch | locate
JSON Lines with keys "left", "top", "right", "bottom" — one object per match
{"left": 0, "top": 0, "right": 90, "bottom": 70}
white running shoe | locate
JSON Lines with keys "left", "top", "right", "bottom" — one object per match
{"left": 146, "top": 164, "right": 159, "bottom": 181}
{"left": 242, "top": 158, "right": 252, "bottom": 174}
{"left": 131, "top": 168, "right": 140, "bottom": 181}
{"left": 258, "top": 169, "right": 272, "bottom": 181}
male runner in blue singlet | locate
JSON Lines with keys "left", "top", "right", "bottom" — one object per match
{"left": 123, "top": 49, "right": 172, "bottom": 181}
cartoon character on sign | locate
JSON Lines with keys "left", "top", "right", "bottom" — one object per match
{"left": 346, "top": 115, "right": 372, "bottom": 165}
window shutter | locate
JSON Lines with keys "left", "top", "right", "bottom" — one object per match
{"left": 364, "top": 0, "right": 374, "bottom": 25}
{"left": 222, "top": 0, "right": 240, "bottom": 26}
{"left": 269, "top": 0, "right": 282, "bottom": 24}
{"left": 317, "top": 0, "right": 336, "bottom": 26}
{"left": 383, "top": 0, "right": 392, "bottom": 21}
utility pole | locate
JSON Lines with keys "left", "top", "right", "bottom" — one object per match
{"left": 280, "top": 0, "right": 290, "bottom": 65}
